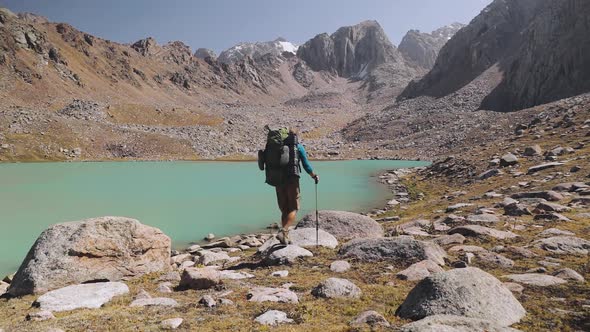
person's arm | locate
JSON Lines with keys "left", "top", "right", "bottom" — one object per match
{"left": 297, "top": 144, "right": 319, "bottom": 182}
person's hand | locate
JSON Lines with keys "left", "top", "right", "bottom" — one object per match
{"left": 312, "top": 173, "right": 319, "bottom": 184}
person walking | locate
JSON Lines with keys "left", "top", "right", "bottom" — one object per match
{"left": 258, "top": 127, "right": 319, "bottom": 245}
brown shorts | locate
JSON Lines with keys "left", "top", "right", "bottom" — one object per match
{"left": 275, "top": 178, "right": 300, "bottom": 214}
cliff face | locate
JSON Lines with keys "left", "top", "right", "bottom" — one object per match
{"left": 399, "top": 0, "right": 548, "bottom": 101}
{"left": 399, "top": 23, "right": 465, "bottom": 70}
{"left": 482, "top": 0, "right": 590, "bottom": 111}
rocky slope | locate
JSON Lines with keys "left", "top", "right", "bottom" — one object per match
{"left": 399, "top": 22, "right": 465, "bottom": 69}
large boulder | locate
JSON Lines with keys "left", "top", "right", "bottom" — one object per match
{"left": 179, "top": 267, "right": 221, "bottom": 290}
{"left": 503, "top": 273, "right": 566, "bottom": 287}
{"left": 449, "top": 225, "right": 518, "bottom": 240}
{"left": 297, "top": 210, "right": 383, "bottom": 240}
{"left": 34, "top": 282, "right": 129, "bottom": 312}
{"left": 534, "top": 236, "right": 590, "bottom": 255}
{"left": 396, "top": 267, "right": 525, "bottom": 327}
{"left": 8, "top": 217, "right": 170, "bottom": 296}
{"left": 399, "top": 315, "right": 521, "bottom": 332}
{"left": 339, "top": 236, "right": 446, "bottom": 265}
{"left": 263, "top": 245, "right": 313, "bottom": 265}
{"left": 311, "top": 277, "right": 361, "bottom": 299}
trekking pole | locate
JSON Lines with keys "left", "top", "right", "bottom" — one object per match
{"left": 315, "top": 179, "right": 319, "bottom": 248}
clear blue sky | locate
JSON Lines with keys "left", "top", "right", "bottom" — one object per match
{"left": 0, "top": 0, "right": 491, "bottom": 53}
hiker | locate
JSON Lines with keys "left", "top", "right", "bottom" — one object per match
{"left": 258, "top": 126, "right": 319, "bottom": 245}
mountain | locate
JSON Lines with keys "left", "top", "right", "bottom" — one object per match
{"left": 194, "top": 48, "right": 217, "bottom": 60}
{"left": 399, "top": 23, "right": 465, "bottom": 69}
{"left": 217, "top": 37, "right": 298, "bottom": 63}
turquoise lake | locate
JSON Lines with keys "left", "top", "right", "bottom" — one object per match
{"left": 0, "top": 160, "right": 428, "bottom": 277}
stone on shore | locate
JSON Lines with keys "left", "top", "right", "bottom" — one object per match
{"left": 350, "top": 310, "right": 390, "bottom": 327}
{"left": 330, "top": 260, "right": 351, "bottom": 273}
{"left": 339, "top": 237, "right": 446, "bottom": 266}
{"left": 311, "top": 277, "right": 361, "bottom": 299}
{"left": 8, "top": 216, "right": 170, "bottom": 296}
{"left": 179, "top": 267, "right": 221, "bottom": 290}
{"left": 504, "top": 273, "right": 567, "bottom": 287}
{"left": 399, "top": 315, "right": 521, "bottom": 332}
{"left": 396, "top": 267, "right": 525, "bottom": 327}
{"left": 534, "top": 236, "right": 590, "bottom": 255}
{"left": 130, "top": 297, "right": 179, "bottom": 307}
{"left": 34, "top": 282, "right": 129, "bottom": 312}
{"left": 255, "top": 310, "right": 294, "bottom": 326}
{"left": 297, "top": 210, "right": 384, "bottom": 240}
{"left": 247, "top": 286, "right": 298, "bottom": 303}
{"left": 449, "top": 225, "right": 518, "bottom": 240}
{"left": 396, "top": 260, "right": 444, "bottom": 281}
{"left": 288, "top": 227, "right": 338, "bottom": 248}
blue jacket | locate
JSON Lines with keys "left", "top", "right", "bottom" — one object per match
{"left": 297, "top": 143, "right": 314, "bottom": 175}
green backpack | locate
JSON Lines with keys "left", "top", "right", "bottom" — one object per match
{"left": 258, "top": 127, "right": 300, "bottom": 186}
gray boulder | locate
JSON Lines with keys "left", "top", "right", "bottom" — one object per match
{"left": 511, "top": 191, "right": 563, "bottom": 201}
{"left": 34, "top": 282, "right": 129, "bottom": 312}
{"left": 339, "top": 237, "right": 446, "bottom": 265}
{"left": 534, "top": 236, "right": 590, "bottom": 255}
{"left": 330, "top": 260, "right": 351, "bottom": 273}
{"left": 523, "top": 145, "right": 542, "bottom": 156}
{"left": 297, "top": 210, "right": 383, "bottom": 240}
{"left": 311, "top": 277, "right": 361, "bottom": 299}
{"left": 264, "top": 245, "right": 313, "bottom": 265}
{"left": 289, "top": 228, "right": 338, "bottom": 248}
{"left": 399, "top": 315, "right": 522, "bottom": 332}
{"left": 553, "top": 268, "right": 584, "bottom": 281}
{"left": 160, "top": 318, "right": 183, "bottom": 330}
{"left": 255, "top": 310, "right": 293, "bottom": 326}
{"left": 504, "top": 273, "right": 566, "bottom": 287}
{"left": 500, "top": 153, "right": 518, "bottom": 167}
{"left": 350, "top": 310, "right": 390, "bottom": 327}
{"left": 431, "top": 234, "right": 466, "bottom": 246}
{"left": 8, "top": 217, "right": 170, "bottom": 296}
{"left": 397, "top": 260, "right": 444, "bottom": 281}
{"left": 179, "top": 267, "right": 221, "bottom": 290}
{"left": 247, "top": 286, "right": 298, "bottom": 303}
{"left": 26, "top": 310, "right": 55, "bottom": 321}
{"left": 449, "top": 225, "right": 518, "bottom": 240}
{"left": 396, "top": 267, "right": 525, "bottom": 326}
{"left": 466, "top": 214, "right": 500, "bottom": 223}
{"left": 527, "top": 162, "right": 564, "bottom": 174}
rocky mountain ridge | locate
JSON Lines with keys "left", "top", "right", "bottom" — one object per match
{"left": 398, "top": 23, "right": 465, "bottom": 69}
{"left": 217, "top": 37, "right": 298, "bottom": 64}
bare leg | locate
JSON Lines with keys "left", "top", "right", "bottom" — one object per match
{"left": 282, "top": 210, "right": 298, "bottom": 230}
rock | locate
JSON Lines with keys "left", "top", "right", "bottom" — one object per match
{"left": 330, "top": 260, "right": 351, "bottom": 273}
{"left": 254, "top": 310, "right": 294, "bottom": 326}
{"left": 504, "top": 203, "right": 532, "bottom": 216}
{"left": 179, "top": 267, "right": 221, "bottom": 290}
{"left": 134, "top": 289, "right": 151, "bottom": 300}
{"left": 523, "top": 145, "right": 543, "bottom": 156}
{"left": 503, "top": 282, "right": 524, "bottom": 294}
{"left": 535, "top": 201, "right": 570, "bottom": 213}
{"left": 34, "top": 282, "right": 129, "bottom": 312}
{"left": 527, "top": 162, "right": 564, "bottom": 174}
{"left": 158, "top": 271, "right": 181, "bottom": 282}
{"left": 199, "top": 295, "right": 216, "bottom": 307}
{"left": 2, "top": 273, "right": 14, "bottom": 284}
{"left": 130, "top": 297, "right": 179, "bottom": 307}
{"left": 534, "top": 236, "right": 590, "bottom": 255}
{"left": 449, "top": 245, "right": 488, "bottom": 253}
{"left": 478, "top": 169, "right": 503, "bottom": 180}
{"left": 399, "top": 315, "right": 521, "bottom": 332}
{"left": 446, "top": 203, "right": 474, "bottom": 212}
{"left": 204, "top": 233, "right": 215, "bottom": 241}
{"left": 218, "top": 298, "right": 234, "bottom": 306}
{"left": 26, "top": 310, "right": 55, "bottom": 321}
{"left": 466, "top": 214, "right": 500, "bottom": 223}
{"left": 171, "top": 253, "right": 192, "bottom": 265}
{"left": 504, "top": 273, "right": 567, "bottom": 287}
{"left": 552, "top": 182, "right": 589, "bottom": 192}
{"left": 247, "top": 286, "right": 298, "bottom": 303}
{"left": 397, "top": 260, "right": 445, "bottom": 281}
{"left": 350, "top": 310, "right": 390, "bottom": 327}
{"left": 271, "top": 270, "right": 289, "bottom": 277}
{"left": 202, "top": 237, "right": 233, "bottom": 249}
{"left": 431, "top": 233, "right": 466, "bottom": 246}
{"left": 311, "top": 277, "right": 361, "bottom": 299}
{"left": 195, "top": 250, "right": 231, "bottom": 266}
{"left": 539, "top": 228, "right": 575, "bottom": 237}
{"left": 219, "top": 270, "right": 255, "bottom": 280}
{"left": 160, "top": 318, "right": 183, "bottom": 330}
{"left": 449, "top": 225, "right": 519, "bottom": 240}
{"left": 534, "top": 212, "right": 571, "bottom": 222}
{"left": 297, "top": 210, "right": 384, "bottom": 240}
{"left": 264, "top": 245, "right": 313, "bottom": 265}
{"left": 502, "top": 246, "right": 537, "bottom": 258}
{"left": 8, "top": 217, "right": 170, "bottom": 296}
{"left": 396, "top": 267, "right": 525, "bottom": 326}
{"left": 500, "top": 153, "right": 518, "bottom": 167}
{"left": 511, "top": 191, "right": 563, "bottom": 201}
{"left": 157, "top": 282, "right": 173, "bottom": 293}
{"left": 553, "top": 268, "right": 584, "bottom": 281}
{"left": 186, "top": 244, "right": 201, "bottom": 253}
{"left": 339, "top": 237, "right": 446, "bottom": 266}
{"left": 288, "top": 227, "right": 338, "bottom": 249}
{"left": 570, "top": 197, "right": 590, "bottom": 206}
{"left": 475, "top": 252, "right": 514, "bottom": 268}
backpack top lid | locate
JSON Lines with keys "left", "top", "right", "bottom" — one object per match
{"left": 266, "top": 126, "right": 290, "bottom": 146}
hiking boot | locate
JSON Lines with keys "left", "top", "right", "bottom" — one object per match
{"left": 276, "top": 229, "right": 292, "bottom": 245}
